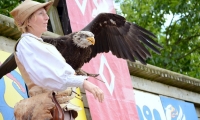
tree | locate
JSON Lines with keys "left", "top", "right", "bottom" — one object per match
{"left": 117, "top": 0, "right": 200, "bottom": 79}
{"left": 0, "top": 0, "right": 19, "bottom": 16}
{"left": 0, "top": 0, "right": 45, "bottom": 17}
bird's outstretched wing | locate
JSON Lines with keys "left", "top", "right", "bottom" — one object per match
{"left": 0, "top": 53, "right": 17, "bottom": 79}
{"left": 0, "top": 13, "right": 162, "bottom": 79}
{"left": 82, "top": 13, "right": 163, "bottom": 64}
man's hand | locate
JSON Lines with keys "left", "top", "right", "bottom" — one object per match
{"left": 83, "top": 80, "right": 104, "bottom": 103}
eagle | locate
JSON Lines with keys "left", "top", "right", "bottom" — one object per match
{"left": 0, "top": 13, "right": 162, "bottom": 79}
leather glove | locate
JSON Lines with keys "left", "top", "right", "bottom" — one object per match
{"left": 55, "top": 87, "right": 76, "bottom": 104}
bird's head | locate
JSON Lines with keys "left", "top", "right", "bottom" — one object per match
{"left": 73, "top": 31, "right": 95, "bottom": 48}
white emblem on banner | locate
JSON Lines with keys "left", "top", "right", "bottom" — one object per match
{"left": 99, "top": 54, "right": 115, "bottom": 95}
{"left": 165, "top": 105, "right": 186, "bottom": 120}
{"left": 92, "top": 0, "right": 109, "bottom": 18}
{"left": 75, "top": 0, "right": 87, "bottom": 15}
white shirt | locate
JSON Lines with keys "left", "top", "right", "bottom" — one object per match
{"left": 16, "top": 33, "right": 87, "bottom": 91}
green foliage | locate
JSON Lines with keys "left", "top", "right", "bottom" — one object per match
{"left": 0, "top": 0, "right": 45, "bottom": 17}
{"left": 0, "top": 0, "right": 19, "bottom": 16}
{"left": 118, "top": 0, "right": 200, "bottom": 79}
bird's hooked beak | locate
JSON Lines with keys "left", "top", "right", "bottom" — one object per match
{"left": 87, "top": 37, "right": 95, "bottom": 45}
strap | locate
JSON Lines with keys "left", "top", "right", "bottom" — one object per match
{"left": 14, "top": 37, "right": 22, "bottom": 52}
{"left": 52, "top": 92, "right": 64, "bottom": 120}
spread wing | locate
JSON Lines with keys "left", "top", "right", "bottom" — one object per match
{"left": 82, "top": 13, "right": 163, "bottom": 64}
{"left": 0, "top": 13, "right": 163, "bottom": 79}
{"left": 0, "top": 53, "right": 17, "bottom": 79}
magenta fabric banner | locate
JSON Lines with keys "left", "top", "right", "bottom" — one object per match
{"left": 66, "top": 0, "right": 139, "bottom": 119}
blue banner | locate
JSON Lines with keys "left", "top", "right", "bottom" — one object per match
{"left": 134, "top": 90, "right": 198, "bottom": 120}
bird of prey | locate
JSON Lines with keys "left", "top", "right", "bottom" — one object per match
{"left": 0, "top": 13, "right": 162, "bottom": 79}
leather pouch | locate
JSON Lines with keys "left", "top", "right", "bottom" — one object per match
{"left": 14, "top": 92, "right": 64, "bottom": 120}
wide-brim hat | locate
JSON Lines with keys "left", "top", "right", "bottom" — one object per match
{"left": 10, "top": 0, "right": 54, "bottom": 27}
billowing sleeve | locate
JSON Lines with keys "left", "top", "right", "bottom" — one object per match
{"left": 16, "top": 36, "right": 87, "bottom": 91}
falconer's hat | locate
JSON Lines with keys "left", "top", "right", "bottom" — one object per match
{"left": 10, "top": 0, "right": 54, "bottom": 27}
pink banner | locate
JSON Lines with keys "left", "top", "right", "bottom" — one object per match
{"left": 66, "top": 0, "right": 115, "bottom": 31}
{"left": 66, "top": 0, "right": 139, "bottom": 119}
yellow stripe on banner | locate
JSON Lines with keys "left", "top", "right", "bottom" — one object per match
{"left": 0, "top": 51, "right": 10, "bottom": 62}
{"left": 0, "top": 113, "right": 3, "bottom": 120}
{"left": 70, "top": 88, "right": 87, "bottom": 120}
